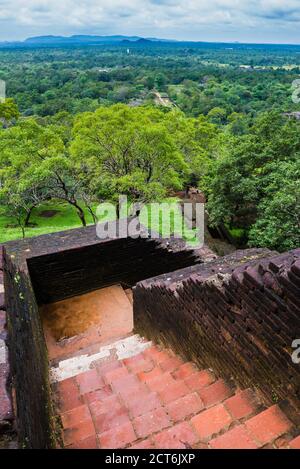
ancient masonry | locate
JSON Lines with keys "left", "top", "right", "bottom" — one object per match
{"left": 0, "top": 247, "right": 13, "bottom": 438}
{"left": 52, "top": 338, "right": 300, "bottom": 449}
{"left": 0, "top": 225, "right": 300, "bottom": 449}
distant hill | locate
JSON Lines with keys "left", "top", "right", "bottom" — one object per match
{"left": 136, "top": 38, "right": 153, "bottom": 44}
{"left": 0, "top": 34, "right": 180, "bottom": 49}
{"left": 24, "top": 35, "right": 142, "bottom": 44}
{"left": 1, "top": 35, "right": 299, "bottom": 50}
{"left": 22, "top": 35, "right": 174, "bottom": 45}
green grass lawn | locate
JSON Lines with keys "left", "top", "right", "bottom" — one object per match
{"left": 138, "top": 200, "right": 200, "bottom": 247}
{"left": 90, "top": 197, "right": 200, "bottom": 247}
{"left": 225, "top": 223, "right": 248, "bottom": 246}
{"left": 0, "top": 198, "right": 202, "bottom": 248}
{"left": 0, "top": 200, "right": 96, "bottom": 243}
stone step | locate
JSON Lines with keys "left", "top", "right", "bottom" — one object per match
{"left": 54, "top": 339, "right": 299, "bottom": 449}
{"left": 50, "top": 334, "right": 152, "bottom": 382}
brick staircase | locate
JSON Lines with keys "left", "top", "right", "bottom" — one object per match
{"left": 54, "top": 340, "right": 300, "bottom": 449}
{"left": 1, "top": 267, "right": 299, "bottom": 450}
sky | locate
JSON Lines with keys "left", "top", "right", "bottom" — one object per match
{"left": 0, "top": 0, "right": 300, "bottom": 44}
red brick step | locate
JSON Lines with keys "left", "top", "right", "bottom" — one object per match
{"left": 54, "top": 340, "right": 298, "bottom": 450}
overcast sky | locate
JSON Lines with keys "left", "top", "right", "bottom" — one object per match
{"left": 0, "top": 0, "right": 300, "bottom": 44}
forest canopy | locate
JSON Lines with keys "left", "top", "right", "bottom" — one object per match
{"left": 0, "top": 42, "right": 299, "bottom": 251}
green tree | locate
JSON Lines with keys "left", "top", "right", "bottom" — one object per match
{"left": 0, "top": 119, "right": 91, "bottom": 228}
{"left": 206, "top": 111, "right": 300, "bottom": 251}
{"left": 207, "top": 107, "right": 227, "bottom": 125}
{"left": 0, "top": 180, "right": 46, "bottom": 238}
{"left": 164, "top": 111, "right": 218, "bottom": 191}
{"left": 70, "top": 105, "right": 188, "bottom": 214}
{"left": 155, "top": 73, "right": 167, "bottom": 91}
{"left": 0, "top": 98, "right": 19, "bottom": 126}
{"left": 248, "top": 161, "right": 300, "bottom": 251}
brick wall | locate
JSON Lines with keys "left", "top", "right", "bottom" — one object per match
{"left": 0, "top": 247, "right": 13, "bottom": 437}
{"left": 133, "top": 248, "right": 300, "bottom": 410}
{"left": 2, "top": 226, "right": 202, "bottom": 447}
{"left": 3, "top": 252, "right": 55, "bottom": 448}
{"left": 27, "top": 236, "right": 201, "bottom": 305}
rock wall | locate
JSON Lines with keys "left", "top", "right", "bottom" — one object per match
{"left": 0, "top": 247, "right": 13, "bottom": 438}
{"left": 134, "top": 248, "right": 300, "bottom": 410}
{"left": 3, "top": 252, "right": 55, "bottom": 448}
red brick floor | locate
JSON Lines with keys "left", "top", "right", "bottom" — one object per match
{"left": 54, "top": 343, "right": 298, "bottom": 449}
{"left": 41, "top": 285, "right": 133, "bottom": 361}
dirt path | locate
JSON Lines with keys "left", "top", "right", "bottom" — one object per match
{"left": 153, "top": 91, "right": 176, "bottom": 108}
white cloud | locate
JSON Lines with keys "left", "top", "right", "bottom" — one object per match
{"left": 0, "top": 0, "right": 300, "bottom": 43}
